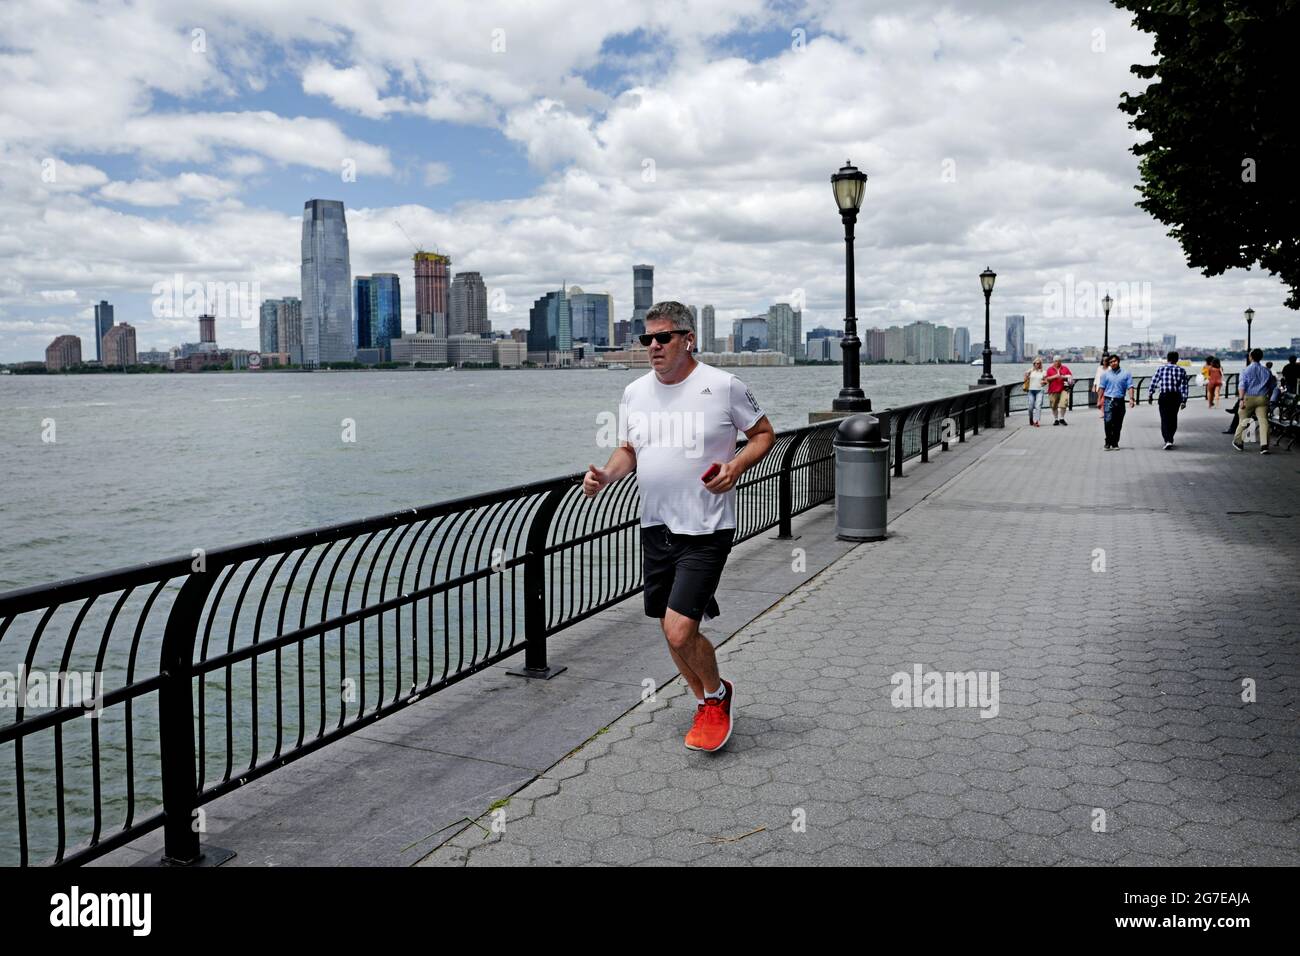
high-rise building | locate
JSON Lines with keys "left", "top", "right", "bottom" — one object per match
{"left": 767, "top": 303, "right": 803, "bottom": 359}
{"left": 199, "top": 314, "right": 216, "bottom": 344}
{"left": 1291, "top": 337, "right": 1300, "bottom": 352}
{"left": 933, "top": 325, "right": 953, "bottom": 364}
{"left": 614, "top": 319, "right": 631, "bottom": 347}
{"left": 353, "top": 276, "right": 372, "bottom": 349}
{"left": 414, "top": 252, "right": 451, "bottom": 335}
{"left": 700, "top": 306, "right": 715, "bottom": 356}
{"left": 449, "top": 271, "right": 488, "bottom": 337}
{"left": 1005, "top": 315, "right": 1025, "bottom": 364}
{"left": 368, "top": 273, "right": 402, "bottom": 356}
{"left": 863, "top": 327, "right": 886, "bottom": 362}
{"left": 93, "top": 301, "right": 114, "bottom": 362}
{"left": 46, "top": 334, "right": 82, "bottom": 371}
{"left": 528, "top": 289, "right": 572, "bottom": 357}
{"left": 102, "top": 323, "right": 137, "bottom": 368}
{"left": 259, "top": 300, "right": 279, "bottom": 354}
{"left": 568, "top": 287, "right": 614, "bottom": 346}
{"left": 954, "top": 327, "right": 971, "bottom": 363}
{"left": 276, "top": 297, "right": 303, "bottom": 364}
{"left": 301, "top": 199, "right": 353, "bottom": 366}
{"left": 885, "top": 326, "right": 905, "bottom": 362}
{"left": 1162, "top": 334, "right": 1177, "bottom": 350}
{"left": 732, "top": 316, "right": 768, "bottom": 351}
{"left": 632, "top": 265, "right": 653, "bottom": 335}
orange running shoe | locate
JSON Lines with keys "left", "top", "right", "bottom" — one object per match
{"left": 684, "top": 679, "right": 734, "bottom": 752}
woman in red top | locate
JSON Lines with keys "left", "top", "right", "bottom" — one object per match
{"left": 1207, "top": 358, "right": 1224, "bottom": 408}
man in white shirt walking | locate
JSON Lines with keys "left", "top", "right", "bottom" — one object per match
{"left": 582, "top": 301, "right": 774, "bottom": 752}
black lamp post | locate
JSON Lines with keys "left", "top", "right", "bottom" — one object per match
{"left": 831, "top": 161, "right": 871, "bottom": 412}
{"left": 977, "top": 267, "right": 996, "bottom": 385}
{"left": 1101, "top": 293, "right": 1113, "bottom": 357}
{"left": 1245, "top": 307, "right": 1254, "bottom": 354}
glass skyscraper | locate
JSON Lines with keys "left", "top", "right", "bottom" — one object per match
{"left": 93, "top": 300, "right": 114, "bottom": 362}
{"left": 568, "top": 289, "right": 612, "bottom": 346}
{"left": 1005, "top": 314, "right": 1026, "bottom": 364}
{"left": 353, "top": 277, "right": 372, "bottom": 349}
{"left": 368, "top": 273, "right": 402, "bottom": 357}
{"left": 528, "top": 290, "right": 572, "bottom": 355}
{"left": 301, "top": 199, "right": 353, "bottom": 366}
{"left": 632, "top": 264, "right": 653, "bottom": 336}
{"left": 259, "top": 299, "right": 279, "bottom": 354}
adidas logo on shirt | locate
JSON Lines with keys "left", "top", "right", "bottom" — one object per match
{"left": 701, "top": 387, "right": 712, "bottom": 394}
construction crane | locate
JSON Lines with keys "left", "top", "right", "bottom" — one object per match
{"left": 394, "top": 220, "right": 423, "bottom": 254}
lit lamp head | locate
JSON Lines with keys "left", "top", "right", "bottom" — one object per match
{"left": 831, "top": 161, "right": 867, "bottom": 218}
{"left": 979, "top": 267, "right": 996, "bottom": 296}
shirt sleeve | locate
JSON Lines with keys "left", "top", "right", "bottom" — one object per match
{"left": 729, "top": 375, "right": 765, "bottom": 431}
{"left": 617, "top": 384, "right": 637, "bottom": 448}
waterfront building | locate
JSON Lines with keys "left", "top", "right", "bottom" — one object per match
{"left": 631, "top": 265, "right": 653, "bottom": 336}
{"left": 102, "top": 323, "right": 137, "bottom": 367}
{"left": 414, "top": 251, "right": 451, "bottom": 335}
{"left": 494, "top": 339, "right": 526, "bottom": 368}
{"left": 136, "top": 350, "right": 169, "bottom": 366}
{"left": 199, "top": 314, "right": 216, "bottom": 344}
{"left": 449, "top": 271, "right": 488, "bottom": 337}
{"left": 353, "top": 276, "right": 372, "bottom": 349}
{"left": 259, "top": 300, "right": 279, "bottom": 354}
{"left": 93, "top": 300, "right": 114, "bottom": 362}
{"left": 45, "top": 334, "right": 82, "bottom": 371}
{"left": 528, "top": 289, "right": 572, "bottom": 357}
{"left": 568, "top": 288, "right": 613, "bottom": 346}
{"left": 390, "top": 332, "right": 449, "bottom": 365}
{"left": 276, "top": 297, "right": 304, "bottom": 365}
{"left": 1005, "top": 314, "right": 1025, "bottom": 364}
{"left": 954, "top": 326, "right": 971, "bottom": 362}
{"left": 767, "top": 303, "right": 803, "bottom": 359}
{"left": 301, "top": 199, "right": 353, "bottom": 366}
{"left": 732, "top": 316, "right": 768, "bottom": 351}
{"left": 368, "top": 273, "right": 402, "bottom": 357}
{"left": 700, "top": 306, "right": 715, "bottom": 355}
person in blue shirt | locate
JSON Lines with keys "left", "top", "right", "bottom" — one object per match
{"left": 1098, "top": 354, "right": 1135, "bottom": 450}
{"left": 1233, "top": 349, "right": 1273, "bottom": 454}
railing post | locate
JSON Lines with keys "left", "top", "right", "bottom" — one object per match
{"left": 920, "top": 406, "right": 933, "bottom": 463}
{"left": 510, "top": 485, "right": 568, "bottom": 680}
{"left": 892, "top": 411, "right": 905, "bottom": 478}
{"left": 775, "top": 431, "right": 809, "bottom": 539}
{"left": 157, "top": 569, "right": 233, "bottom": 866}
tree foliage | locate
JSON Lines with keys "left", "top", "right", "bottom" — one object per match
{"left": 1115, "top": 0, "right": 1299, "bottom": 308}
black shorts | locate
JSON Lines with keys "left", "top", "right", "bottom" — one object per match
{"left": 641, "top": 525, "right": 735, "bottom": 622}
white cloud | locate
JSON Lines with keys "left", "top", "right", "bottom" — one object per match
{"left": 422, "top": 162, "right": 452, "bottom": 186}
{"left": 100, "top": 173, "right": 238, "bottom": 207}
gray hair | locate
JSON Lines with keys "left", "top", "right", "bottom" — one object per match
{"left": 644, "top": 301, "right": 695, "bottom": 334}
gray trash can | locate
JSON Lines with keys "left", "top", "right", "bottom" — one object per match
{"left": 834, "top": 414, "right": 889, "bottom": 541}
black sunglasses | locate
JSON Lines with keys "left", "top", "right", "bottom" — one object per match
{"left": 639, "top": 329, "right": 691, "bottom": 347}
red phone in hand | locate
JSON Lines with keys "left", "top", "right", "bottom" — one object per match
{"left": 701, "top": 462, "right": 721, "bottom": 483}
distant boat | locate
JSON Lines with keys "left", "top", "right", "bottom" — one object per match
{"left": 607, "top": 363, "right": 629, "bottom": 370}
{"left": 441, "top": 365, "right": 454, "bottom": 372}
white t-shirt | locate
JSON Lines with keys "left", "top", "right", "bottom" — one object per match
{"left": 619, "top": 361, "right": 766, "bottom": 534}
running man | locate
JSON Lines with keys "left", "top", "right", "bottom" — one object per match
{"left": 582, "top": 301, "right": 775, "bottom": 752}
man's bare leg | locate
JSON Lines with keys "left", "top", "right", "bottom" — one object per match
{"left": 662, "top": 608, "right": 721, "bottom": 698}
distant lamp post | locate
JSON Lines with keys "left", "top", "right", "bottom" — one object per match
{"left": 831, "top": 161, "right": 871, "bottom": 411}
{"left": 1245, "top": 307, "right": 1255, "bottom": 354}
{"left": 977, "top": 267, "right": 997, "bottom": 385}
{"left": 1101, "top": 293, "right": 1113, "bottom": 357}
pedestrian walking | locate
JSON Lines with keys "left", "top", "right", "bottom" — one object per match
{"left": 1206, "top": 358, "right": 1224, "bottom": 408}
{"left": 1023, "top": 357, "right": 1046, "bottom": 426}
{"left": 1281, "top": 355, "right": 1299, "bottom": 395}
{"left": 1098, "top": 354, "right": 1135, "bottom": 450}
{"left": 1044, "top": 355, "right": 1074, "bottom": 425}
{"left": 1094, "top": 354, "right": 1110, "bottom": 420}
{"left": 1232, "top": 349, "right": 1272, "bottom": 454}
{"left": 1148, "top": 350, "right": 1189, "bottom": 449}
{"left": 582, "top": 300, "right": 774, "bottom": 752}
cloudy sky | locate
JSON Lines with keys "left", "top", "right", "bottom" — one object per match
{"left": 0, "top": 0, "right": 1292, "bottom": 362}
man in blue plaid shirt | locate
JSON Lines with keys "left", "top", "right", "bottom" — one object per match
{"left": 1148, "top": 350, "right": 1189, "bottom": 449}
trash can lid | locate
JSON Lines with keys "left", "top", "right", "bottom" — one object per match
{"left": 834, "top": 413, "right": 885, "bottom": 446}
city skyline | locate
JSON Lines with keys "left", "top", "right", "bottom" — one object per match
{"left": 1, "top": 2, "right": 1295, "bottom": 364}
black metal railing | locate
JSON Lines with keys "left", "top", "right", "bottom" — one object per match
{"left": 0, "top": 382, "right": 1008, "bottom": 867}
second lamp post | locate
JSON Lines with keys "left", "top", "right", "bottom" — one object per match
{"left": 977, "top": 267, "right": 997, "bottom": 385}
{"left": 1245, "top": 307, "right": 1254, "bottom": 354}
{"left": 831, "top": 161, "right": 871, "bottom": 411}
